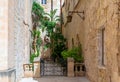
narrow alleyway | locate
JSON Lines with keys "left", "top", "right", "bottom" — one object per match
{"left": 20, "top": 76, "right": 90, "bottom": 82}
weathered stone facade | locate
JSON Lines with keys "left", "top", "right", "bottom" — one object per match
{"left": 14, "top": 0, "right": 33, "bottom": 81}
{"left": 62, "top": 0, "right": 120, "bottom": 82}
{"left": 0, "top": 0, "right": 33, "bottom": 82}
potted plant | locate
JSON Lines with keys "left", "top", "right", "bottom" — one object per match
{"left": 61, "top": 46, "right": 84, "bottom": 63}
{"left": 61, "top": 45, "right": 85, "bottom": 77}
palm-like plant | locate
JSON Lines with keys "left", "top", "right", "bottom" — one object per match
{"left": 40, "top": 9, "right": 66, "bottom": 62}
{"left": 41, "top": 9, "right": 60, "bottom": 46}
{"left": 44, "top": 9, "right": 60, "bottom": 22}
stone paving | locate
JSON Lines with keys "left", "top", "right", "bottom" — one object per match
{"left": 20, "top": 76, "right": 90, "bottom": 82}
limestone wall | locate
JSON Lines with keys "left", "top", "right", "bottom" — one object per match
{"left": 14, "top": 0, "right": 33, "bottom": 81}
{"left": 83, "top": 0, "right": 118, "bottom": 82}
{"left": 0, "top": 0, "right": 32, "bottom": 82}
{"left": 0, "top": 0, "right": 16, "bottom": 82}
{"left": 8, "top": 0, "right": 15, "bottom": 70}
{"left": 0, "top": 0, "right": 8, "bottom": 71}
{"left": 62, "top": 0, "right": 120, "bottom": 82}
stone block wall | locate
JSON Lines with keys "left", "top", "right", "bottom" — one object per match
{"left": 62, "top": 0, "right": 120, "bottom": 82}
{"left": 14, "top": 0, "right": 33, "bottom": 81}
{"left": 84, "top": 0, "right": 119, "bottom": 82}
{"left": 0, "top": 0, "right": 16, "bottom": 82}
{"left": 0, "top": 0, "right": 33, "bottom": 82}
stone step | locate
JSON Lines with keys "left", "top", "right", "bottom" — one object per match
{"left": 44, "top": 69, "right": 63, "bottom": 71}
{"left": 44, "top": 61, "right": 62, "bottom": 67}
{"left": 44, "top": 64, "right": 61, "bottom": 67}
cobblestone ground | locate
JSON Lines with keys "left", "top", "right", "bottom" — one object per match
{"left": 20, "top": 76, "right": 90, "bottom": 82}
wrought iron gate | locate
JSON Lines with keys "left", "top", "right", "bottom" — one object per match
{"left": 40, "top": 59, "right": 66, "bottom": 76}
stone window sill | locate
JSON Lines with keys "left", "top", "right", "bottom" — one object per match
{"left": 98, "top": 66, "right": 106, "bottom": 70}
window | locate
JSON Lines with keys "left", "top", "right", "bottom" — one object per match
{"left": 98, "top": 28, "right": 105, "bottom": 66}
{"left": 41, "top": 0, "right": 47, "bottom": 4}
{"left": 72, "top": 38, "right": 74, "bottom": 48}
{"left": 117, "top": 53, "right": 120, "bottom": 76}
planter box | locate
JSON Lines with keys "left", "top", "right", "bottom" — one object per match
{"left": 23, "top": 61, "right": 40, "bottom": 78}
{"left": 23, "top": 64, "right": 34, "bottom": 77}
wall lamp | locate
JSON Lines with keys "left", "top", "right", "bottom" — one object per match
{"left": 67, "top": 11, "right": 85, "bottom": 22}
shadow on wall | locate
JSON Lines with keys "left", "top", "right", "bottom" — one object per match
{"left": 0, "top": 69, "right": 16, "bottom": 82}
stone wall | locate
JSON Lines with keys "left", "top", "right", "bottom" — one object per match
{"left": 8, "top": 0, "right": 15, "bottom": 70}
{"left": 62, "top": 0, "right": 120, "bottom": 82}
{"left": 14, "top": 0, "right": 33, "bottom": 81}
{"left": 0, "top": 0, "right": 33, "bottom": 82}
{"left": 0, "top": 0, "right": 8, "bottom": 71}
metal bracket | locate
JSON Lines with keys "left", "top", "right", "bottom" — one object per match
{"left": 68, "top": 11, "right": 85, "bottom": 20}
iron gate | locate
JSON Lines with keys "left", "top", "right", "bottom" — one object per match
{"left": 40, "top": 59, "right": 66, "bottom": 76}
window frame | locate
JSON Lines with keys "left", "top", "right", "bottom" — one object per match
{"left": 41, "top": 0, "right": 47, "bottom": 4}
{"left": 98, "top": 27, "right": 106, "bottom": 67}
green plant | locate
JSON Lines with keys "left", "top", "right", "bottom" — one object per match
{"left": 31, "top": 2, "right": 66, "bottom": 64}
{"left": 44, "top": 9, "right": 60, "bottom": 22}
{"left": 30, "top": 1, "right": 43, "bottom": 63}
{"left": 61, "top": 46, "right": 84, "bottom": 62}
{"left": 32, "top": 1, "right": 44, "bottom": 20}
{"left": 51, "top": 27, "right": 66, "bottom": 60}
{"left": 40, "top": 9, "right": 66, "bottom": 61}
{"left": 30, "top": 30, "right": 42, "bottom": 63}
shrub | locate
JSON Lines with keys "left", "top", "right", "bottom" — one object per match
{"left": 61, "top": 46, "right": 84, "bottom": 62}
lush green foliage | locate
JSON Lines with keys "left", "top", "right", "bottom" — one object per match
{"left": 30, "top": 1, "right": 43, "bottom": 63}
{"left": 39, "top": 8, "right": 66, "bottom": 61}
{"left": 31, "top": 1, "right": 66, "bottom": 63}
{"left": 42, "top": 9, "right": 66, "bottom": 62}
{"left": 61, "top": 45, "right": 84, "bottom": 62}
{"left": 51, "top": 27, "right": 66, "bottom": 60}
{"left": 31, "top": 1, "right": 84, "bottom": 68}
{"left": 30, "top": 30, "right": 42, "bottom": 63}
{"left": 32, "top": 1, "right": 44, "bottom": 20}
